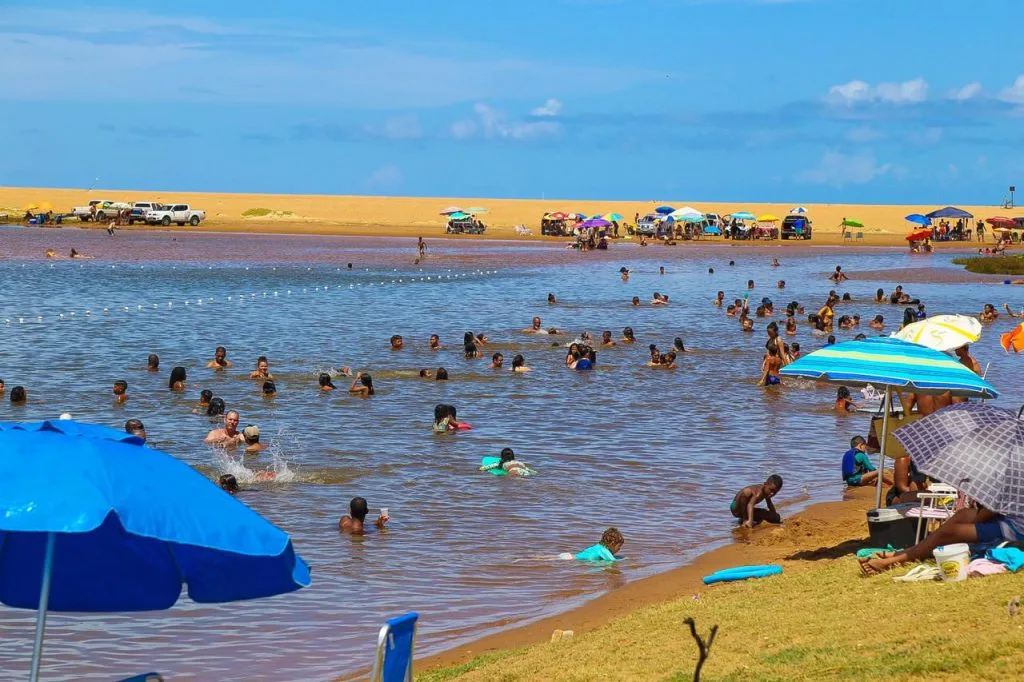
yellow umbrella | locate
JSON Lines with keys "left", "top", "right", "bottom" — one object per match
{"left": 37, "top": 201, "right": 54, "bottom": 212}
{"left": 758, "top": 214, "right": 780, "bottom": 222}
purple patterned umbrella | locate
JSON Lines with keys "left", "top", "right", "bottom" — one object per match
{"left": 579, "top": 218, "right": 612, "bottom": 229}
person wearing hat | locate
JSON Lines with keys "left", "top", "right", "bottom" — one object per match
{"left": 242, "top": 425, "right": 266, "bottom": 453}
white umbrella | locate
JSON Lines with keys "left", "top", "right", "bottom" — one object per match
{"left": 789, "top": 207, "right": 808, "bottom": 214}
{"left": 669, "top": 207, "right": 702, "bottom": 219}
{"left": 891, "top": 315, "right": 982, "bottom": 352}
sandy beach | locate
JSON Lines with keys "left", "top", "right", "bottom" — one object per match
{"left": 0, "top": 186, "right": 1006, "bottom": 249}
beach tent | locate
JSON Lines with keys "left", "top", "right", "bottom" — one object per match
{"left": 671, "top": 207, "right": 702, "bottom": 219}
{"left": 926, "top": 206, "right": 974, "bottom": 219}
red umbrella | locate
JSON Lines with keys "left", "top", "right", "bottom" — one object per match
{"left": 546, "top": 212, "right": 568, "bottom": 220}
{"left": 906, "top": 228, "right": 932, "bottom": 242}
{"left": 987, "top": 216, "right": 1017, "bottom": 229}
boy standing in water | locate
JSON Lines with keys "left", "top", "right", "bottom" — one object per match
{"left": 731, "top": 475, "right": 783, "bottom": 528}
{"left": 759, "top": 346, "right": 782, "bottom": 386}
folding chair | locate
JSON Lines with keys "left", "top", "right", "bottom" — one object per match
{"left": 906, "top": 483, "right": 961, "bottom": 544}
{"left": 371, "top": 612, "right": 419, "bottom": 682}
{"left": 855, "top": 231, "right": 864, "bottom": 241}
{"left": 843, "top": 231, "right": 853, "bottom": 241}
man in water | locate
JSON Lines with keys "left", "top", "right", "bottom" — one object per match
{"left": 523, "top": 316, "right": 544, "bottom": 333}
{"left": 418, "top": 236, "right": 426, "bottom": 258}
{"left": 112, "top": 379, "right": 128, "bottom": 403}
{"left": 205, "top": 410, "right": 244, "bottom": 445}
{"left": 829, "top": 265, "right": 849, "bottom": 283}
{"left": 714, "top": 291, "right": 725, "bottom": 307}
{"left": 206, "top": 346, "right": 232, "bottom": 370}
{"left": 429, "top": 334, "right": 443, "bottom": 350}
{"left": 390, "top": 334, "right": 404, "bottom": 350}
{"left": 147, "top": 354, "right": 159, "bottom": 372}
{"left": 124, "top": 418, "right": 146, "bottom": 442}
{"left": 730, "top": 475, "right": 783, "bottom": 528}
{"left": 339, "top": 497, "right": 389, "bottom": 534}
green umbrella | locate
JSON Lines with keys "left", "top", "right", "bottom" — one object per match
{"left": 841, "top": 218, "right": 864, "bottom": 228}
{"left": 448, "top": 212, "right": 471, "bottom": 220}
{"left": 603, "top": 212, "right": 624, "bottom": 221}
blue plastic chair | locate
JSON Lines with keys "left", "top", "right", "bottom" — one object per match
{"left": 371, "top": 612, "right": 419, "bottom": 682}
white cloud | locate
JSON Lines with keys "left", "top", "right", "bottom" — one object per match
{"left": 948, "top": 82, "right": 983, "bottom": 101}
{"left": 531, "top": 98, "right": 563, "bottom": 116}
{"left": 845, "top": 126, "right": 886, "bottom": 143}
{"left": 364, "top": 165, "right": 403, "bottom": 191}
{"left": 998, "top": 75, "right": 1024, "bottom": 105}
{"left": 827, "top": 78, "right": 928, "bottom": 106}
{"left": 796, "top": 151, "right": 897, "bottom": 187}
{"left": 452, "top": 102, "right": 562, "bottom": 140}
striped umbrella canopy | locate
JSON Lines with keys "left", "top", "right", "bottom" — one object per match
{"left": 780, "top": 337, "right": 997, "bottom": 397}
{"left": 789, "top": 206, "right": 808, "bottom": 214}
{"left": 603, "top": 212, "right": 624, "bottom": 221}
{"left": 782, "top": 336, "right": 998, "bottom": 506}
{"left": 892, "top": 314, "right": 982, "bottom": 352}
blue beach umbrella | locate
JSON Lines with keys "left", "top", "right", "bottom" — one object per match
{"left": 781, "top": 337, "right": 998, "bottom": 506}
{"left": 0, "top": 421, "right": 311, "bottom": 681}
{"left": 905, "top": 213, "right": 931, "bottom": 226}
{"left": 655, "top": 205, "right": 675, "bottom": 215}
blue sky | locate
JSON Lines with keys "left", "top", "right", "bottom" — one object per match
{"left": 2, "top": 0, "right": 1023, "bottom": 203}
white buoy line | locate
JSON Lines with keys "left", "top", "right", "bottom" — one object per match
{"left": 0, "top": 269, "right": 501, "bottom": 326}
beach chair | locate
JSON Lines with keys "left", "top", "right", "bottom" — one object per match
{"left": 906, "top": 483, "right": 962, "bottom": 544}
{"left": 843, "top": 231, "right": 852, "bottom": 241}
{"left": 855, "top": 231, "right": 864, "bottom": 241}
{"left": 371, "top": 612, "right": 419, "bottom": 682}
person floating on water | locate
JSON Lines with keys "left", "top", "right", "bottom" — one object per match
{"left": 564, "top": 527, "right": 624, "bottom": 563}
{"left": 480, "top": 447, "right": 536, "bottom": 477}
{"left": 339, "top": 497, "right": 390, "bottom": 534}
{"left": 730, "top": 475, "right": 783, "bottom": 528}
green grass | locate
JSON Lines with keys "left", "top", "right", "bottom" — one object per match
{"left": 952, "top": 255, "right": 1024, "bottom": 275}
{"left": 420, "top": 561, "right": 1024, "bottom": 681}
{"left": 242, "top": 207, "right": 293, "bottom": 217}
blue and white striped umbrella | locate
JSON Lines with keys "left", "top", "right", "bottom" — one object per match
{"left": 780, "top": 337, "right": 998, "bottom": 398}
{"left": 789, "top": 206, "right": 808, "bottom": 214}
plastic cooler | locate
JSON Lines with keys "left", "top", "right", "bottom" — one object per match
{"left": 867, "top": 507, "right": 918, "bottom": 549}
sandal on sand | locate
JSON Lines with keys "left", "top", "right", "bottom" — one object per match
{"left": 893, "top": 565, "right": 940, "bottom": 582}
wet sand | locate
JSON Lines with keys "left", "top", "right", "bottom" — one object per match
{"left": 411, "top": 488, "right": 877, "bottom": 678}
{"left": 1, "top": 186, "right": 1008, "bottom": 249}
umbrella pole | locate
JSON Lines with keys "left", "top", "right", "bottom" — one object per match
{"left": 876, "top": 387, "right": 891, "bottom": 509}
{"left": 30, "top": 532, "right": 56, "bottom": 682}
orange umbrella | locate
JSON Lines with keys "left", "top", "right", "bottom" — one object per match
{"left": 987, "top": 216, "right": 1017, "bottom": 229}
{"left": 1001, "top": 323, "right": 1024, "bottom": 353}
{"left": 906, "top": 228, "right": 932, "bottom": 241}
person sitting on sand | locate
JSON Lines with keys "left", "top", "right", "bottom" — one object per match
{"left": 760, "top": 346, "right": 782, "bottom": 386}
{"left": 206, "top": 346, "right": 232, "bottom": 370}
{"left": 842, "top": 436, "right": 892, "bottom": 488}
{"left": 860, "top": 506, "right": 1024, "bottom": 575}
{"left": 112, "top": 379, "right": 128, "bottom": 403}
{"left": 828, "top": 265, "right": 849, "bottom": 283}
{"left": 834, "top": 387, "right": 860, "bottom": 413}
{"left": 390, "top": 334, "right": 404, "bottom": 350}
{"left": 479, "top": 447, "right": 536, "bottom": 477}
{"left": 570, "top": 527, "right": 624, "bottom": 563}
{"left": 250, "top": 356, "right": 272, "bottom": 380}
{"left": 205, "top": 410, "right": 244, "bottom": 446}
{"left": 339, "top": 496, "right": 389, "bottom": 534}
{"left": 980, "top": 303, "right": 999, "bottom": 323}
{"left": 730, "top": 475, "right": 783, "bottom": 528}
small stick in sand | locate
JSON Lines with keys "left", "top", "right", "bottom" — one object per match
{"left": 683, "top": 617, "right": 718, "bottom": 682}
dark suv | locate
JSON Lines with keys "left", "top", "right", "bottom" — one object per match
{"left": 781, "top": 215, "right": 812, "bottom": 240}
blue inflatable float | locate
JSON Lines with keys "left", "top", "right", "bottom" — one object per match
{"left": 702, "top": 564, "right": 782, "bottom": 585}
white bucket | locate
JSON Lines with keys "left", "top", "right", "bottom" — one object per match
{"left": 933, "top": 543, "right": 970, "bottom": 582}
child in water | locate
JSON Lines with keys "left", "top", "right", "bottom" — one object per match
{"left": 432, "top": 404, "right": 451, "bottom": 433}
{"left": 479, "top": 447, "right": 536, "bottom": 477}
{"left": 730, "top": 475, "right": 783, "bottom": 528}
{"left": 562, "top": 527, "right": 625, "bottom": 563}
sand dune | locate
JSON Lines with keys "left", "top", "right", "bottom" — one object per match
{"left": 0, "top": 186, "right": 1009, "bottom": 248}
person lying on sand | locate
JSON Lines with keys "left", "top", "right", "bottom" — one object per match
{"left": 339, "top": 496, "right": 389, "bottom": 534}
{"left": 730, "top": 475, "right": 783, "bottom": 528}
{"left": 860, "top": 507, "right": 1024, "bottom": 575}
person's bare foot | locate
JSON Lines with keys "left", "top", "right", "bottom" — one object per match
{"left": 859, "top": 553, "right": 899, "bottom": 575}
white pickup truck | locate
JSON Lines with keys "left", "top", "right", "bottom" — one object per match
{"left": 72, "top": 199, "right": 130, "bottom": 222}
{"left": 144, "top": 204, "right": 207, "bottom": 226}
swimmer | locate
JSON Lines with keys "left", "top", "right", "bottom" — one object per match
{"left": 714, "top": 291, "right": 725, "bottom": 307}
{"left": 124, "top": 418, "right": 146, "bottom": 442}
{"left": 205, "top": 410, "right": 244, "bottom": 446}
{"left": 511, "top": 354, "right": 531, "bottom": 372}
{"left": 480, "top": 447, "right": 535, "bottom": 477}
{"left": 446, "top": 404, "right": 467, "bottom": 430}
{"left": 747, "top": 279, "right": 755, "bottom": 289}
{"left": 242, "top": 425, "right": 266, "bottom": 453}
{"left": 785, "top": 312, "right": 797, "bottom": 336}
{"left": 570, "top": 527, "right": 624, "bottom": 563}
{"left": 435, "top": 367, "right": 449, "bottom": 381}
{"left": 10, "top": 386, "right": 26, "bottom": 403}
{"left": 620, "top": 268, "right": 630, "bottom": 281}
{"left": 729, "top": 260, "right": 735, "bottom": 266}
{"left": 432, "top": 404, "right": 451, "bottom": 433}
{"left": 760, "top": 346, "right": 782, "bottom": 386}
{"left": 875, "top": 288, "right": 886, "bottom": 303}
{"left": 490, "top": 353, "right": 504, "bottom": 369}
{"left": 250, "top": 356, "right": 272, "bottom": 380}
{"left": 206, "top": 346, "right": 232, "bottom": 370}
{"left": 429, "top": 334, "right": 443, "bottom": 350}
{"left": 852, "top": 315, "right": 861, "bottom": 327}
{"left": 673, "top": 337, "right": 686, "bottom": 353}
{"left": 418, "top": 369, "right": 434, "bottom": 379}
{"left": 829, "top": 265, "right": 849, "bottom": 283}
{"left": 869, "top": 315, "right": 885, "bottom": 330}
{"left": 726, "top": 304, "right": 737, "bottom": 317}
{"left": 771, "top": 258, "right": 780, "bottom": 267}
{"left": 660, "top": 266, "right": 665, "bottom": 275}
{"left": 339, "top": 497, "right": 389, "bottom": 534}
{"left": 0, "top": 379, "right": 5, "bottom": 395}
{"left": 660, "top": 351, "right": 678, "bottom": 369}
{"left": 45, "top": 248, "right": 64, "bottom": 259}
{"left": 333, "top": 366, "right": 354, "bottom": 377}
{"left": 475, "top": 333, "right": 489, "bottom": 346}
{"left": 319, "top": 373, "right": 336, "bottom": 390}
{"left": 350, "top": 372, "right": 375, "bottom": 396}
{"left": 621, "top": 327, "right": 636, "bottom": 344}
{"left": 842, "top": 293, "right": 852, "bottom": 302}
{"left": 835, "top": 387, "right": 860, "bottom": 413}
{"left": 631, "top": 296, "right": 641, "bottom": 306}
{"left": 169, "top": 366, "right": 187, "bottom": 391}
{"left": 651, "top": 292, "right": 668, "bottom": 305}
{"left": 648, "top": 344, "right": 660, "bottom": 364}
{"left": 206, "top": 397, "right": 226, "bottom": 417}
{"left": 601, "top": 331, "right": 616, "bottom": 347}
{"left": 464, "top": 342, "right": 481, "bottom": 359}
{"left": 730, "top": 475, "right": 783, "bottom": 528}
{"left": 261, "top": 380, "right": 276, "bottom": 397}
{"left": 777, "top": 280, "right": 785, "bottom": 289}
{"left": 390, "top": 334, "right": 404, "bottom": 350}
{"left": 547, "top": 293, "right": 557, "bottom": 305}
{"left": 198, "top": 389, "right": 213, "bottom": 410}
{"left": 790, "top": 342, "right": 801, "bottom": 360}
{"left": 147, "top": 353, "right": 160, "bottom": 372}
{"left": 827, "top": 334, "right": 836, "bottom": 345}
{"left": 980, "top": 303, "right": 999, "bottom": 323}
{"left": 219, "top": 474, "right": 239, "bottom": 495}
{"left": 742, "top": 318, "right": 754, "bottom": 332}
{"left": 69, "top": 248, "right": 92, "bottom": 259}
{"left": 708, "top": 267, "right": 714, "bottom": 274}
{"left": 112, "top": 379, "right": 128, "bottom": 403}
{"left": 523, "top": 316, "right": 543, "bottom": 334}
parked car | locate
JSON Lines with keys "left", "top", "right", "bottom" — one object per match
{"left": 72, "top": 199, "right": 130, "bottom": 222}
{"left": 635, "top": 213, "right": 661, "bottom": 236}
{"left": 446, "top": 217, "right": 485, "bottom": 234}
{"left": 145, "top": 204, "right": 206, "bottom": 226}
{"left": 128, "top": 202, "right": 164, "bottom": 225}
{"left": 781, "top": 215, "right": 813, "bottom": 240}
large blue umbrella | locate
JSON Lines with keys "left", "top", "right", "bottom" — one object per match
{"left": 781, "top": 338, "right": 998, "bottom": 506}
{"left": 0, "top": 421, "right": 311, "bottom": 681}
{"left": 654, "top": 205, "right": 675, "bottom": 215}
{"left": 905, "top": 213, "right": 931, "bottom": 226}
